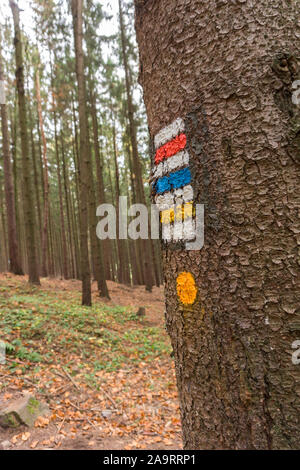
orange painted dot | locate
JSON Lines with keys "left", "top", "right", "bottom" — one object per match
{"left": 176, "top": 272, "right": 198, "bottom": 305}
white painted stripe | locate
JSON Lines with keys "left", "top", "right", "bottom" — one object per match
{"left": 174, "top": 194, "right": 183, "bottom": 205}
{"left": 174, "top": 188, "right": 193, "bottom": 206}
{"left": 165, "top": 150, "right": 189, "bottom": 173}
{"left": 155, "top": 184, "right": 194, "bottom": 211}
{"left": 0, "top": 81, "right": 6, "bottom": 105}
{"left": 154, "top": 117, "right": 185, "bottom": 149}
{"left": 162, "top": 223, "right": 172, "bottom": 242}
{"left": 182, "top": 185, "right": 194, "bottom": 203}
{"left": 174, "top": 184, "right": 193, "bottom": 203}
{"left": 173, "top": 220, "right": 183, "bottom": 241}
{"left": 183, "top": 218, "right": 196, "bottom": 241}
{"left": 162, "top": 219, "right": 195, "bottom": 243}
{"left": 155, "top": 192, "right": 174, "bottom": 211}
{"left": 152, "top": 162, "right": 164, "bottom": 180}
{"left": 152, "top": 150, "right": 189, "bottom": 181}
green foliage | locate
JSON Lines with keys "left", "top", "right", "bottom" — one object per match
{"left": 0, "top": 279, "right": 171, "bottom": 378}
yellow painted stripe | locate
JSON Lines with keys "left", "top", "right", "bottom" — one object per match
{"left": 161, "top": 208, "right": 174, "bottom": 224}
{"left": 161, "top": 202, "right": 195, "bottom": 224}
{"left": 174, "top": 202, "right": 194, "bottom": 221}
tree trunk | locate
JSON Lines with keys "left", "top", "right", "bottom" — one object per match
{"left": 35, "top": 66, "right": 49, "bottom": 277}
{"left": 61, "top": 129, "right": 76, "bottom": 279}
{"left": 89, "top": 89, "right": 111, "bottom": 280}
{"left": 86, "top": 121, "right": 110, "bottom": 298}
{"left": 10, "top": 96, "right": 22, "bottom": 263}
{"left": 134, "top": 0, "right": 300, "bottom": 449}
{"left": 71, "top": 0, "right": 91, "bottom": 305}
{"left": 29, "top": 107, "right": 42, "bottom": 245}
{"left": 0, "top": 175, "right": 9, "bottom": 271}
{"left": 50, "top": 59, "right": 69, "bottom": 279}
{"left": 10, "top": 0, "right": 40, "bottom": 285}
{"left": 0, "top": 36, "right": 23, "bottom": 275}
{"left": 119, "top": 0, "right": 154, "bottom": 292}
{"left": 112, "top": 113, "right": 126, "bottom": 284}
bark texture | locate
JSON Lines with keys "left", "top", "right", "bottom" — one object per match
{"left": 0, "top": 39, "right": 23, "bottom": 275}
{"left": 135, "top": 0, "right": 300, "bottom": 449}
{"left": 71, "top": 0, "right": 92, "bottom": 305}
{"left": 10, "top": 0, "right": 40, "bottom": 285}
{"left": 35, "top": 67, "right": 49, "bottom": 277}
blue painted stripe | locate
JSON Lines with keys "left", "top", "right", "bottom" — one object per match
{"left": 154, "top": 167, "right": 192, "bottom": 194}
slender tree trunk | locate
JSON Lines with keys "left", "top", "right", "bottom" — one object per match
{"left": 29, "top": 109, "right": 42, "bottom": 242}
{"left": 52, "top": 105, "right": 69, "bottom": 278}
{"left": 135, "top": 0, "right": 300, "bottom": 450}
{"left": 35, "top": 66, "right": 49, "bottom": 277}
{"left": 59, "top": 130, "right": 75, "bottom": 278}
{"left": 71, "top": 0, "right": 91, "bottom": 305}
{"left": 0, "top": 177, "right": 9, "bottom": 271}
{"left": 47, "top": 204, "right": 55, "bottom": 276}
{"left": 119, "top": 0, "right": 154, "bottom": 292}
{"left": 10, "top": 98, "right": 23, "bottom": 266}
{"left": 86, "top": 122, "right": 110, "bottom": 298}
{"left": 70, "top": 110, "right": 82, "bottom": 279}
{"left": 70, "top": 190, "right": 80, "bottom": 279}
{"left": 126, "top": 141, "right": 144, "bottom": 285}
{"left": 48, "top": 52, "right": 69, "bottom": 279}
{"left": 0, "top": 37, "right": 23, "bottom": 275}
{"left": 89, "top": 89, "right": 111, "bottom": 280}
{"left": 112, "top": 115, "right": 126, "bottom": 284}
{"left": 10, "top": 0, "right": 40, "bottom": 285}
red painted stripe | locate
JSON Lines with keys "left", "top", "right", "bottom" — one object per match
{"left": 155, "top": 133, "right": 187, "bottom": 165}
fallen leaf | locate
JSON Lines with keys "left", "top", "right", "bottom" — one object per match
{"left": 35, "top": 416, "right": 50, "bottom": 428}
{"left": 30, "top": 441, "right": 39, "bottom": 449}
{"left": 21, "top": 432, "right": 30, "bottom": 441}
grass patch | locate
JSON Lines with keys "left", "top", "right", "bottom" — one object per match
{"left": 0, "top": 278, "right": 171, "bottom": 379}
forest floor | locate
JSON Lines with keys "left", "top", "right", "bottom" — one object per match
{"left": 0, "top": 273, "right": 182, "bottom": 450}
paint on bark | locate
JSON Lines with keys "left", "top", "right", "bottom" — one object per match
{"left": 135, "top": 0, "right": 300, "bottom": 450}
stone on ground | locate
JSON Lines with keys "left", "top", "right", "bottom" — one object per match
{"left": 0, "top": 393, "right": 50, "bottom": 428}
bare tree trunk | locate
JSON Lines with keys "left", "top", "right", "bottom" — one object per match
{"left": 48, "top": 52, "right": 69, "bottom": 279}
{"left": 0, "top": 35, "right": 23, "bottom": 275}
{"left": 10, "top": 0, "right": 40, "bottom": 285}
{"left": 0, "top": 176, "right": 9, "bottom": 271}
{"left": 61, "top": 129, "right": 76, "bottom": 278}
{"left": 35, "top": 66, "right": 49, "bottom": 277}
{"left": 52, "top": 107, "right": 69, "bottom": 278}
{"left": 126, "top": 141, "right": 144, "bottom": 285}
{"left": 71, "top": 0, "right": 91, "bottom": 305}
{"left": 135, "top": 0, "right": 300, "bottom": 449}
{"left": 119, "top": 0, "right": 154, "bottom": 292}
{"left": 86, "top": 122, "right": 110, "bottom": 298}
{"left": 10, "top": 96, "right": 22, "bottom": 263}
{"left": 112, "top": 114, "right": 126, "bottom": 284}
{"left": 29, "top": 108, "right": 42, "bottom": 244}
{"left": 89, "top": 89, "right": 111, "bottom": 280}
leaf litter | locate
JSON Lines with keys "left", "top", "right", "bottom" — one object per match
{"left": 0, "top": 273, "right": 182, "bottom": 450}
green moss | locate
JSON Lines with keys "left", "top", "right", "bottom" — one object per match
{"left": 27, "top": 397, "right": 39, "bottom": 415}
{"left": 1, "top": 412, "right": 20, "bottom": 428}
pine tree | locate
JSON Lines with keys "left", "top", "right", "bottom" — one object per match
{"left": 135, "top": 0, "right": 300, "bottom": 449}
{"left": 9, "top": 0, "right": 40, "bottom": 285}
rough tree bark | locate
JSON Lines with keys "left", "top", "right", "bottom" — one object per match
{"left": 10, "top": 0, "right": 40, "bottom": 285}
{"left": 35, "top": 66, "right": 49, "bottom": 277}
{"left": 0, "top": 34, "right": 23, "bottom": 275}
{"left": 134, "top": 0, "right": 300, "bottom": 449}
{"left": 71, "top": 0, "right": 92, "bottom": 305}
{"left": 86, "top": 122, "right": 110, "bottom": 299}
{"left": 89, "top": 88, "right": 111, "bottom": 281}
